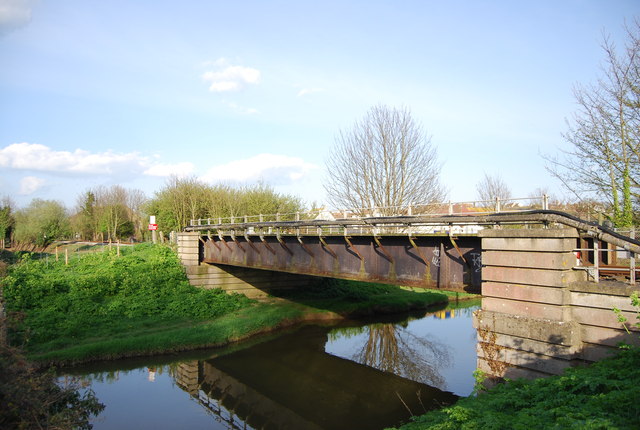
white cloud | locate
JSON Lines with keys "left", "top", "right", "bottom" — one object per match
{"left": 19, "top": 176, "right": 45, "bottom": 195}
{"left": 0, "top": 142, "right": 194, "bottom": 178}
{"left": 0, "top": 0, "right": 34, "bottom": 36}
{"left": 297, "top": 87, "right": 325, "bottom": 97}
{"left": 200, "top": 153, "right": 318, "bottom": 185}
{"left": 0, "top": 142, "right": 143, "bottom": 174}
{"left": 202, "top": 58, "right": 261, "bottom": 92}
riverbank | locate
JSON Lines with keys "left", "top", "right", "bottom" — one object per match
{"left": 1, "top": 243, "right": 457, "bottom": 367}
{"left": 390, "top": 345, "right": 640, "bottom": 429}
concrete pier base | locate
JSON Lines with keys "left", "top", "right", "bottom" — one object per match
{"left": 477, "top": 228, "right": 639, "bottom": 380}
{"left": 177, "top": 232, "right": 320, "bottom": 299}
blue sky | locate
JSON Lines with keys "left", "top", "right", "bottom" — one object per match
{"left": 1, "top": 0, "right": 639, "bottom": 210}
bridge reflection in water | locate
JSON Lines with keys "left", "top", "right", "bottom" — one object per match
{"left": 174, "top": 323, "right": 460, "bottom": 430}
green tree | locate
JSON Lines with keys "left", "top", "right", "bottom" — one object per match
{"left": 14, "top": 199, "right": 70, "bottom": 247}
{"left": 147, "top": 176, "right": 210, "bottom": 232}
{"left": 147, "top": 178, "right": 305, "bottom": 230}
{"left": 0, "top": 197, "right": 15, "bottom": 248}
{"left": 237, "top": 182, "right": 304, "bottom": 220}
{"left": 72, "top": 191, "right": 97, "bottom": 240}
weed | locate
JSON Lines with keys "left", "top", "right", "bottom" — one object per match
{"left": 613, "top": 291, "right": 640, "bottom": 335}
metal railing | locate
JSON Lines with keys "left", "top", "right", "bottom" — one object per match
{"left": 188, "top": 196, "right": 553, "bottom": 228}
{"left": 185, "top": 197, "right": 640, "bottom": 285}
{"left": 574, "top": 228, "right": 637, "bottom": 285}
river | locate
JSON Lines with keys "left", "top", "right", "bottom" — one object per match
{"left": 63, "top": 300, "right": 480, "bottom": 430}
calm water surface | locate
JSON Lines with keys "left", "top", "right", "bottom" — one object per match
{"left": 66, "top": 301, "right": 480, "bottom": 430}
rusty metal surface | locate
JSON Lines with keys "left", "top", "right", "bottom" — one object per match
{"left": 202, "top": 234, "right": 481, "bottom": 291}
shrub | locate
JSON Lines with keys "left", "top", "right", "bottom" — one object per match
{"left": 0, "top": 344, "right": 104, "bottom": 429}
{"left": 2, "top": 244, "right": 254, "bottom": 349}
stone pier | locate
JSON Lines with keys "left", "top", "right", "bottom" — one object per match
{"left": 476, "top": 228, "right": 639, "bottom": 380}
{"left": 177, "top": 232, "right": 320, "bottom": 299}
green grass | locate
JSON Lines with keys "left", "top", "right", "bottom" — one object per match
{"left": 272, "top": 278, "right": 449, "bottom": 315}
{"left": 390, "top": 347, "right": 640, "bottom": 429}
{"left": 2, "top": 244, "right": 448, "bottom": 365}
{"left": 400, "top": 286, "right": 480, "bottom": 300}
{"left": 2, "top": 243, "right": 256, "bottom": 362}
{"left": 28, "top": 303, "right": 307, "bottom": 365}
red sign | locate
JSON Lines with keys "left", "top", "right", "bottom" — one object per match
{"left": 148, "top": 224, "right": 158, "bottom": 231}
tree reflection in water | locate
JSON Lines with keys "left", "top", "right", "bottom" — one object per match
{"left": 338, "top": 322, "right": 452, "bottom": 387}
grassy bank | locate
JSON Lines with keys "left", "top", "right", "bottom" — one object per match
{"left": 390, "top": 346, "right": 640, "bottom": 429}
{"left": 1, "top": 243, "right": 448, "bottom": 366}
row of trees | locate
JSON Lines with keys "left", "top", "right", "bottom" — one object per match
{"left": 146, "top": 178, "right": 304, "bottom": 232}
{"left": 0, "top": 180, "right": 304, "bottom": 249}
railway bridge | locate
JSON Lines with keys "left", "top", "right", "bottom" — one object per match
{"left": 178, "top": 208, "right": 639, "bottom": 296}
{"left": 177, "top": 206, "right": 640, "bottom": 379}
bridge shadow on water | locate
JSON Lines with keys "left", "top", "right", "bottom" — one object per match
{"left": 174, "top": 321, "right": 460, "bottom": 430}
{"left": 66, "top": 304, "right": 476, "bottom": 430}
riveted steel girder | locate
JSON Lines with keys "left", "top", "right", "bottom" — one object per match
{"left": 201, "top": 234, "right": 481, "bottom": 292}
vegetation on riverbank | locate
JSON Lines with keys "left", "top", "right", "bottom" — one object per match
{"left": 0, "top": 344, "right": 104, "bottom": 429}
{"left": 1, "top": 243, "right": 447, "bottom": 366}
{"left": 389, "top": 346, "right": 640, "bottom": 429}
{"left": 272, "top": 278, "right": 450, "bottom": 316}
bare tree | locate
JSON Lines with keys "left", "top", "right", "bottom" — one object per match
{"left": 475, "top": 173, "right": 512, "bottom": 204}
{"left": 544, "top": 22, "right": 640, "bottom": 227}
{"left": 324, "top": 105, "right": 445, "bottom": 215}
{"left": 77, "top": 185, "right": 146, "bottom": 241}
{"left": 126, "top": 189, "right": 148, "bottom": 240}
{"left": 352, "top": 323, "right": 450, "bottom": 387}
